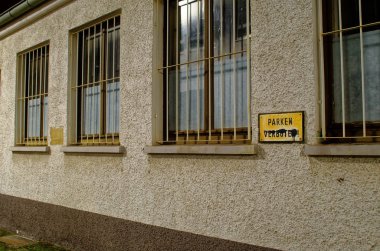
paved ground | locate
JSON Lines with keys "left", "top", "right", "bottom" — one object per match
{"left": 0, "top": 228, "right": 67, "bottom": 251}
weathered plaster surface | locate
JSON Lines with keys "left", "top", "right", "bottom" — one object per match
{"left": 0, "top": 0, "right": 379, "bottom": 250}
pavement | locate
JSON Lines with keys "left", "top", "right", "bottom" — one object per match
{"left": 0, "top": 228, "right": 67, "bottom": 251}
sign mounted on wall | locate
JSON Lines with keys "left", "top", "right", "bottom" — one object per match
{"left": 259, "top": 112, "right": 304, "bottom": 143}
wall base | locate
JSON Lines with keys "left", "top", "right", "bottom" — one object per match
{"left": 0, "top": 193, "right": 278, "bottom": 251}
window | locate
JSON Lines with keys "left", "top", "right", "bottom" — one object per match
{"left": 160, "top": 0, "right": 251, "bottom": 144}
{"left": 16, "top": 43, "right": 49, "bottom": 146}
{"left": 70, "top": 14, "right": 120, "bottom": 145}
{"left": 320, "top": 0, "right": 380, "bottom": 143}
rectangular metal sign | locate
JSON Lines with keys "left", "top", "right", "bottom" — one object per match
{"left": 259, "top": 112, "right": 304, "bottom": 143}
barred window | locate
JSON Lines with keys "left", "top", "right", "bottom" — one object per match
{"left": 16, "top": 43, "right": 49, "bottom": 146}
{"left": 161, "top": 0, "right": 251, "bottom": 144}
{"left": 70, "top": 15, "right": 120, "bottom": 145}
{"left": 320, "top": 0, "right": 380, "bottom": 143}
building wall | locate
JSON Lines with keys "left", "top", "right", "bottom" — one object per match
{"left": 0, "top": 0, "right": 378, "bottom": 250}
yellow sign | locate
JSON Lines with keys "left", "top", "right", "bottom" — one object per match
{"left": 50, "top": 127, "right": 64, "bottom": 145}
{"left": 259, "top": 112, "right": 303, "bottom": 142}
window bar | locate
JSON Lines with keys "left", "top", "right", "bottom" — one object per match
{"left": 246, "top": 0, "right": 251, "bottom": 141}
{"left": 232, "top": 0, "right": 237, "bottom": 140}
{"left": 19, "top": 54, "right": 25, "bottom": 144}
{"left": 75, "top": 34, "right": 79, "bottom": 144}
{"left": 41, "top": 45, "right": 49, "bottom": 144}
{"left": 86, "top": 28, "right": 90, "bottom": 143}
{"left": 196, "top": 0, "right": 201, "bottom": 141}
{"left": 28, "top": 51, "right": 32, "bottom": 144}
{"left": 105, "top": 20, "right": 109, "bottom": 144}
{"left": 175, "top": 0, "right": 179, "bottom": 142}
{"left": 166, "top": 0, "right": 170, "bottom": 142}
{"left": 112, "top": 18, "right": 116, "bottom": 143}
{"left": 359, "top": 0, "right": 366, "bottom": 137}
{"left": 186, "top": 0, "right": 190, "bottom": 142}
{"left": 34, "top": 49, "right": 38, "bottom": 144}
{"left": 26, "top": 52, "right": 31, "bottom": 145}
{"left": 220, "top": 0, "right": 224, "bottom": 141}
{"left": 81, "top": 30, "right": 85, "bottom": 144}
{"left": 338, "top": 0, "right": 346, "bottom": 137}
{"left": 46, "top": 45, "right": 49, "bottom": 143}
{"left": 207, "top": 0, "right": 211, "bottom": 141}
{"left": 93, "top": 25, "right": 96, "bottom": 144}
{"left": 99, "top": 23, "right": 103, "bottom": 144}
{"left": 318, "top": 0, "right": 326, "bottom": 138}
{"left": 39, "top": 47, "right": 43, "bottom": 144}
{"left": 32, "top": 50, "right": 36, "bottom": 145}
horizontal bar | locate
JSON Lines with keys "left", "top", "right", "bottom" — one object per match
{"left": 72, "top": 77, "right": 120, "bottom": 89}
{"left": 158, "top": 49, "right": 247, "bottom": 70}
{"left": 157, "top": 138, "right": 251, "bottom": 144}
{"left": 321, "top": 21, "right": 380, "bottom": 36}
{"left": 17, "top": 93, "right": 48, "bottom": 100}
{"left": 316, "top": 136, "right": 380, "bottom": 139}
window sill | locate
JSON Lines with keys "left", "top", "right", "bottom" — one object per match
{"left": 304, "top": 144, "right": 380, "bottom": 157}
{"left": 144, "top": 144, "right": 257, "bottom": 155}
{"left": 11, "top": 146, "right": 50, "bottom": 153}
{"left": 61, "top": 146, "right": 126, "bottom": 154}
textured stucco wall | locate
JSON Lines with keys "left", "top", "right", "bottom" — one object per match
{"left": 0, "top": 0, "right": 379, "bottom": 250}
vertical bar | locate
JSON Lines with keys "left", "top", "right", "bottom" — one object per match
{"left": 338, "top": 0, "right": 345, "bottom": 137}
{"left": 196, "top": 0, "right": 200, "bottom": 141}
{"left": 105, "top": 20, "right": 109, "bottom": 144}
{"left": 26, "top": 52, "right": 31, "bottom": 145}
{"left": 98, "top": 25, "right": 102, "bottom": 144}
{"left": 176, "top": 0, "right": 179, "bottom": 142}
{"left": 41, "top": 45, "right": 49, "bottom": 144}
{"left": 220, "top": 0, "right": 224, "bottom": 141}
{"left": 112, "top": 18, "right": 116, "bottom": 143}
{"left": 318, "top": 0, "right": 326, "bottom": 138}
{"left": 166, "top": 0, "right": 170, "bottom": 142}
{"left": 186, "top": 0, "right": 190, "bottom": 141}
{"left": 39, "top": 48, "right": 43, "bottom": 144}
{"left": 86, "top": 28, "right": 90, "bottom": 143}
{"left": 32, "top": 50, "right": 35, "bottom": 144}
{"left": 19, "top": 55, "right": 24, "bottom": 145}
{"left": 100, "top": 22, "right": 103, "bottom": 144}
{"left": 232, "top": 0, "right": 236, "bottom": 140}
{"left": 246, "top": 0, "right": 251, "bottom": 141}
{"left": 208, "top": 0, "right": 212, "bottom": 141}
{"left": 81, "top": 31, "right": 85, "bottom": 144}
{"left": 359, "top": 0, "right": 366, "bottom": 137}
{"left": 93, "top": 25, "right": 96, "bottom": 144}
{"left": 75, "top": 34, "right": 79, "bottom": 144}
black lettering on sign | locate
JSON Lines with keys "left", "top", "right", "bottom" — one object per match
{"left": 263, "top": 128, "right": 298, "bottom": 139}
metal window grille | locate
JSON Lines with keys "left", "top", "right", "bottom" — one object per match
{"left": 319, "top": 0, "right": 380, "bottom": 143}
{"left": 70, "top": 15, "right": 120, "bottom": 145}
{"left": 160, "top": 0, "right": 251, "bottom": 144}
{"left": 16, "top": 43, "right": 49, "bottom": 146}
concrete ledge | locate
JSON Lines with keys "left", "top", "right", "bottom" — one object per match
{"left": 10, "top": 146, "right": 50, "bottom": 153}
{"left": 304, "top": 144, "right": 380, "bottom": 156}
{"left": 61, "top": 146, "right": 126, "bottom": 154}
{"left": 144, "top": 144, "right": 257, "bottom": 155}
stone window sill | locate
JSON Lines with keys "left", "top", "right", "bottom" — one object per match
{"left": 11, "top": 146, "right": 50, "bottom": 153}
{"left": 61, "top": 146, "right": 126, "bottom": 154}
{"left": 144, "top": 144, "right": 257, "bottom": 155}
{"left": 304, "top": 144, "right": 380, "bottom": 157}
